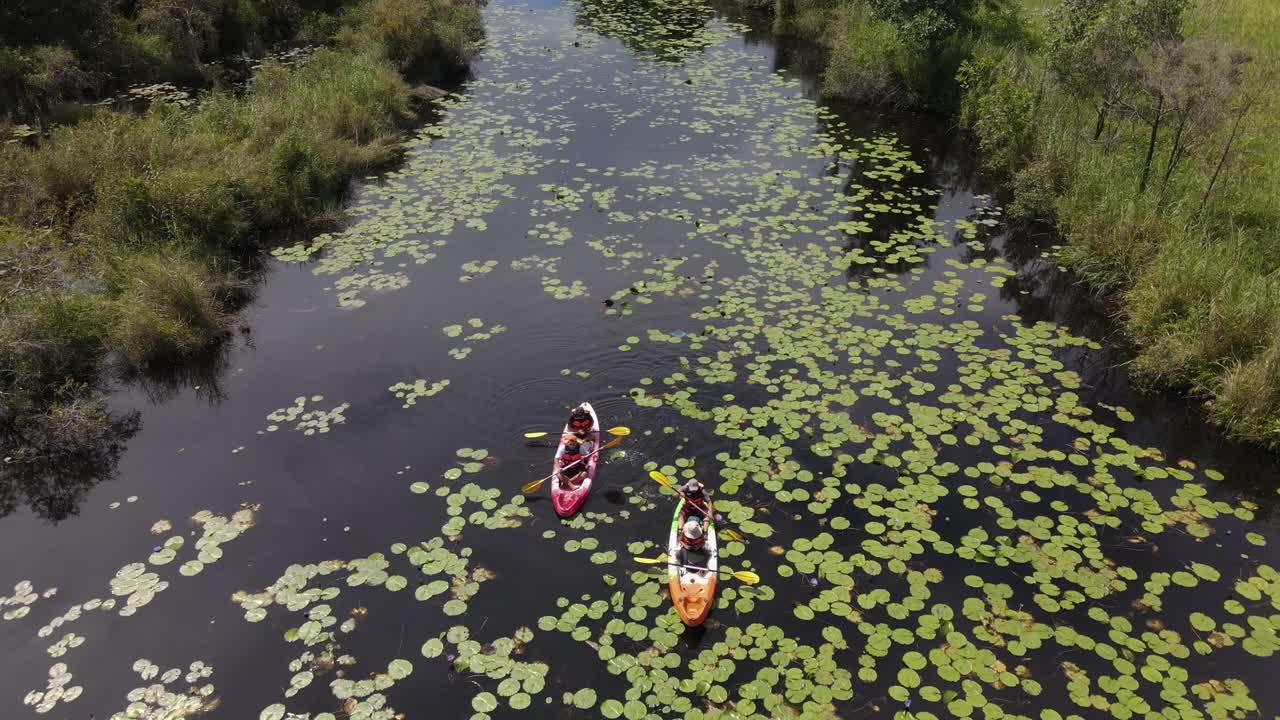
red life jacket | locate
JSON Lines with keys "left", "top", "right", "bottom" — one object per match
{"left": 569, "top": 416, "right": 592, "bottom": 432}
{"left": 560, "top": 452, "right": 584, "bottom": 475}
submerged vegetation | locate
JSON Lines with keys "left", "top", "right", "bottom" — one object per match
{"left": 758, "top": 0, "right": 1280, "bottom": 448}
{"left": 0, "top": 0, "right": 482, "bottom": 470}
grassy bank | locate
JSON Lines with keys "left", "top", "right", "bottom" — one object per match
{"left": 1, "top": 0, "right": 481, "bottom": 454}
{"left": 763, "top": 0, "right": 1280, "bottom": 450}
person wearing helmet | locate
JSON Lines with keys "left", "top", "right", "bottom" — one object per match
{"left": 678, "top": 517, "right": 708, "bottom": 570}
{"left": 559, "top": 439, "right": 587, "bottom": 489}
{"left": 566, "top": 406, "right": 594, "bottom": 454}
{"left": 681, "top": 477, "right": 709, "bottom": 517}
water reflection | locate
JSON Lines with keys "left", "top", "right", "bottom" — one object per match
{"left": 0, "top": 400, "right": 140, "bottom": 522}
{"left": 575, "top": 0, "right": 716, "bottom": 62}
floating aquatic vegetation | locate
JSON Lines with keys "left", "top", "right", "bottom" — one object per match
{"left": 388, "top": 378, "right": 450, "bottom": 408}
{"left": 440, "top": 449, "right": 493, "bottom": 485}
{"left": 20, "top": 3, "right": 1271, "bottom": 718}
{"left": 2, "top": 580, "right": 55, "bottom": 622}
{"left": 23, "top": 662, "right": 82, "bottom": 714}
{"left": 108, "top": 659, "right": 216, "bottom": 720}
{"left": 528, "top": 220, "right": 573, "bottom": 245}
{"left": 45, "top": 632, "right": 85, "bottom": 658}
{"left": 263, "top": 396, "right": 349, "bottom": 436}
{"left": 511, "top": 255, "right": 559, "bottom": 273}
{"left": 459, "top": 259, "right": 499, "bottom": 282}
{"left": 541, "top": 276, "right": 589, "bottom": 300}
{"left": 443, "top": 318, "right": 508, "bottom": 359}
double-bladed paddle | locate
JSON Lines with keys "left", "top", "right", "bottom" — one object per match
{"left": 633, "top": 555, "right": 760, "bottom": 584}
{"left": 523, "top": 426, "right": 630, "bottom": 439}
{"left": 521, "top": 436, "right": 623, "bottom": 494}
{"left": 648, "top": 470, "right": 747, "bottom": 544}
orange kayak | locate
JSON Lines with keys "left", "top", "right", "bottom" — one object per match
{"left": 668, "top": 497, "right": 717, "bottom": 626}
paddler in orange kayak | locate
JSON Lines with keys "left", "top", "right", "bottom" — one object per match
{"left": 680, "top": 477, "right": 710, "bottom": 518}
{"left": 677, "top": 517, "right": 708, "bottom": 569}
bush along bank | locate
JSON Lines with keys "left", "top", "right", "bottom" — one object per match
{"left": 761, "top": 0, "right": 1280, "bottom": 450}
{"left": 0, "top": 0, "right": 483, "bottom": 457}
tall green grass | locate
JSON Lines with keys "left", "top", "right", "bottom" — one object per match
{"left": 956, "top": 0, "right": 1280, "bottom": 449}
{"left": 1, "top": 0, "right": 481, "bottom": 441}
{"left": 756, "top": 0, "right": 1280, "bottom": 448}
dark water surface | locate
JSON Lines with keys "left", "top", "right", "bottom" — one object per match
{"left": 3, "top": 1, "right": 1278, "bottom": 719}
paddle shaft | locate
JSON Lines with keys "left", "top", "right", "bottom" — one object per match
{"left": 665, "top": 560, "right": 722, "bottom": 575}
{"left": 530, "top": 437, "right": 615, "bottom": 485}
{"left": 670, "top": 487, "right": 713, "bottom": 522}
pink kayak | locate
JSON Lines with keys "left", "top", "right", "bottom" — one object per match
{"left": 551, "top": 402, "right": 599, "bottom": 517}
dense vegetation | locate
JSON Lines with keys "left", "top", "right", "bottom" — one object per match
{"left": 761, "top": 0, "right": 1280, "bottom": 449}
{"left": 0, "top": 0, "right": 481, "bottom": 463}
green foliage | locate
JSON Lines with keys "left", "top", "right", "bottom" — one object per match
{"left": 0, "top": 291, "right": 111, "bottom": 412}
{"left": 955, "top": 0, "right": 1280, "bottom": 446}
{"left": 867, "top": 0, "right": 982, "bottom": 49}
{"left": 339, "top": 0, "right": 483, "bottom": 68}
{"left": 821, "top": 3, "right": 901, "bottom": 101}
{"left": 957, "top": 47, "right": 1038, "bottom": 173}
{"left": 775, "top": 0, "right": 1031, "bottom": 107}
{"left": 0, "top": 0, "right": 473, "bottom": 448}
{"left": 106, "top": 252, "right": 233, "bottom": 366}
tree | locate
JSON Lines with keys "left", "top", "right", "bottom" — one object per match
{"left": 1124, "top": 38, "right": 1248, "bottom": 203}
{"left": 136, "top": 0, "right": 223, "bottom": 66}
{"left": 866, "top": 0, "right": 985, "bottom": 53}
{"left": 1047, "top": 0, "right": 1189, "bottom": 141}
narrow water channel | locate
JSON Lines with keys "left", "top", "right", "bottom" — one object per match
{"left": 2, "top": 1, "right": 1277, "bottom": 719}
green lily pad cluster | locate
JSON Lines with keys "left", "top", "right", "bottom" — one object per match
{"left": 460, "top": 259, "right": 499, "bottom": 282}
{"left": 1, "top": 580, "right": 53, "bottom": 622}
{"left": 443, "top": 318, "right": 508, "bottom": 360}
{"left": 23, "top": 662, "right": 82, "bottom": 714}
{"left": 13, "top": 2, "right": 1273, "bottom": 719}
{"left": 263, "top": 395, "right": 349, "bottom": 436}
{"left": 44, "top": 632, "right": 84, "bottom": 658}
{"left": 528, "top": 220, "right": 573, "bottom": 245}
{"left": 388, "top": 378, "right": 450, "bottom": 408}
{"left": 108, "top": 659, "right": 215, "bottom": 720}
{"left": 422, "top": 624, "right": 550, "bottom": 713}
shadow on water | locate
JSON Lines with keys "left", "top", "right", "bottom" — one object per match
{"left": 0, "top": 404, "right": 141, "bottom": 523}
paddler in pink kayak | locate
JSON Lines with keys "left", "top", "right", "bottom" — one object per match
{"left": 559, "top": 439, "right": 587, "bottom": 489}
{"left": 566, "top": 406, "right": 595, "bottom": 455}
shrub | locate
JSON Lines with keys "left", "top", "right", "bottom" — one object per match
{"left": 1215, "top": 340, "right": 1280, "bottom": 448}
{"left": 1124, "top": 236, "right": 1279, "bottom": 390}
{"left": 106, "top": 253, "right": 233, "bottom": 366}
{"left": 957, "top": 48, "right": 1038, "bottom": 175}
{"left": 0, "top": 291, "right": 111, "bottom": 414}
{"left": 340, "top": 0, "right": 483, "bottom": 68}
{"left": 1007, "top": 156, "right": 1065, "bottom": 222}
{"left": 821, "top": 4, "right": 901, "bottom": 102}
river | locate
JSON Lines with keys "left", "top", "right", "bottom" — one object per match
{"left": 2, "top": 0, "right": 1278, "bottom": 718}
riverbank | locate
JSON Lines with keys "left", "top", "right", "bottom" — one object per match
{"left": 764, "top": 0, "right": 1280, "bottom": 450}
{"left": 0, "top": 0, "right": 481, "bottom": 458}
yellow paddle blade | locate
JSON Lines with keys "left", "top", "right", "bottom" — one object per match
{"left": 723, "top": 528, "right": 747, "bottom": 544}
{"left": 521, "top": 477, "right": 547, "bottom": 494}
{"left": 523, "top": 431, "right": 551, "bottom": 439}
{"left": 601, "top": 437, "right": 623, "bottom": 450}
{"left": 733, "top": 570, "right": 761, "bottom": 585}
{"left": 649, "top": 469, "right": 673, "bottom": 487}
{"left": 606, "top": 426, "right": 631, "bottom": 436}
{"left": 633, "top": 555, "right": 669, "bottom": 565}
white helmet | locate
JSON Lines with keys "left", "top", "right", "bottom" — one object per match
{"left": 682, "top": 519, "right": 703, "bottom": 540}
